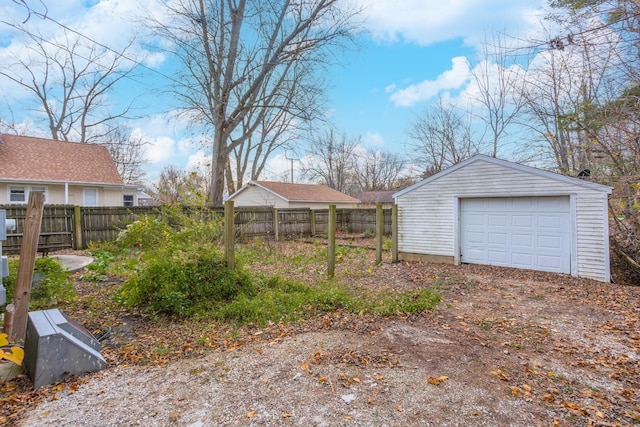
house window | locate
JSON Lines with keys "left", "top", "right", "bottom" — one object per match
{"left": 9, "top": 187, "right": 26, "bottom": 203}
{"left": 83, "top": 188, "right": 98, "bottom": 206}
{"left": 123, "top": 194, "right": 134, "bottom": 207}
{"left": 8, "top": 186, "right": 47, "bottom": 203}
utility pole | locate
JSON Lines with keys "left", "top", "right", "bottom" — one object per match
{"left": 285, "top": 154, "right": 298, "bottom": 183}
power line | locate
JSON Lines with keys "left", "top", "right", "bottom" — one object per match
{"left": 1, "top": 4, "right": 183, "bottom": 87}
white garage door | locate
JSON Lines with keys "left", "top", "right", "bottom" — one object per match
{"left": 460, "top": 197, "right": 571, "bottom": 274}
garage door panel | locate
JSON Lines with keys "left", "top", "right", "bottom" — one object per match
{"left": 465, "top": 230, "right": 486, "bottom": 244}
{"left": 538, "top": 255, "right": 561, "bottom": 270}
{"left": 488, "top": 214, "right": 508, "bottom": 226}
{"left": 538, "top": 235, "right": 562, "bottom": 250}
{"left": 512, "top": 215, "right": 534, "bottom": 228}
{"left": 511, "top": 252, "right": 533, "bottom": 267}
{"left": 461, "top": 197, "right": 571, "bottom": 274}
{"left": 463, "top": 213, "right": 485, "bottom": 227}
{"left": 487, "top": 250, "right": 508, "bottom": 264}
{"left": 511, "top": 234, "right": 533, "bottom": 247}
{"left": 538, "top": 215, "right": 563, "bottom": 230}
{"left": 488, "top": 233, "right": 508, "bottom": 245}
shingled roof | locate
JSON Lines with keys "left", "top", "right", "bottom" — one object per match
{"left": 0, "top": 134, "right": 124, "bottom": 185}
{"left": 248, "top": 180, "right": 359, "bottom": 203}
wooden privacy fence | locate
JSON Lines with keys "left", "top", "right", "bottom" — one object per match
{"left": 0, "top": 205, "right": 393, "bottom": 253}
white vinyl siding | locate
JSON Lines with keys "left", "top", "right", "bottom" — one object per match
{"left": 395, "top": 157, "right": 611, "bottom": 282}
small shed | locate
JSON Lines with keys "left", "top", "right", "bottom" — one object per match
{"left": 228, "top": 180, "right": 359, "bottom": 210}
{"left": 393, "top": 155, "right": 613, "bottom": 282}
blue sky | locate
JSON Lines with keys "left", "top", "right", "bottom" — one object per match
{"left": 0, "top": 0, "right": 548, "bottom": 183}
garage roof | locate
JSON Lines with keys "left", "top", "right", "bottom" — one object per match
{"left": 394, "top": 155, "right": 612, "bottom": 199}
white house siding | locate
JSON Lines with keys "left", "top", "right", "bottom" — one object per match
{"left": 231, "top": 186, "right": 289, "bottom": 208}
{"left": 395, "top": 158, "right": 611, "bottom": 282}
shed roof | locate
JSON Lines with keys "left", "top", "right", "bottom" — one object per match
{"left": 231, "top": 180, "right": 359, "bottom": 203}
{"left": 356, "top": 191, "right": 396, "bottom": 204}
{"left": 0, "top": 133, "right": 125, "bottom": 185}
{"left": 394, "top": 154, "right": 613, "bottom": 198}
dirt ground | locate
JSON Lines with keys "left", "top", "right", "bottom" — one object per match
{"left": 4, "top": 245, "right": 640, "bottom": 427}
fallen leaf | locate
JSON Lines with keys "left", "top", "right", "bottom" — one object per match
{"left": 428, "top": 377, "right": 441, "bottom": 385}
{"left": 301, "top": 361, "right": 309, "bottom": 371}
{"left": 247, "top": 411, "right": 256, "bottom": 418}
{"left": 509, "top": 386, "right": 521, "bottom": 396}
{"left": 491, "top": 370, "right": 509, "bottom": 381}
{"left": 319, "top": 376, "right": 328, "bottom": 383}
{"left": 282, "top": 413, "right": 292, "bottom": 418}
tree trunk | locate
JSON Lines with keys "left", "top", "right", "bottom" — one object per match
{"left": 209, "top": 131, "right": 227, "bottom": 206}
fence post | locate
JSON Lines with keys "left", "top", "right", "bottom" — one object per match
{"left": 310, "top": 210, "right": 316, "bottom": 237}
{"left": 273, "top": 208, "right": 279, "bottom": 241}
{"left": 376, "top": 204, "right": 383, "bottom": 265}
{"left": 224, "top": 201, "right": 235, "bottom": 270}
{"left": 73, "top": 205, "right": 83, "bottom": 250}
{"left": 328, "top": 205, "right": 336, "bottom": 279}
{"left": 4, "top": 191, "right": 45, "bottom": 342}
{"left": 392, "top": 204, "right": 398, "bottom": 263}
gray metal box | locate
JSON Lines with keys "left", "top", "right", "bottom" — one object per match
{"left": 24, "top": 309, "right": 106, "bottom": 389}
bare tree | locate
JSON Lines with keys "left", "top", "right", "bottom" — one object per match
{"left": 354, "top": 150, "right": 406, "bottom": 191}
{"left": 520, "top": 16, "right": 622, "bottom": 174}
{"left": 148, "top": 0, "right": 361, "bottom": 205}
{"left": 302, "top": 129, "right": 359, "bottom": 193}
{"left": 0, "top": 25, "right": 139, "bottom": 143}
{"left": 408, "top": 100, "right": 480, "bottom": 177}
{"left": 101, "top": 126, "right": 148, "bottom": 184}
{"left": 154, "top": 165, "right": 210, "bottom": 205}
{"left": 227, "top": 59, "right": 326, "bottom": 192}
{"left": 469, "top": 30, "right": 527, "bottom": 158}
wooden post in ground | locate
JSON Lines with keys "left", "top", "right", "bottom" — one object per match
{"left": 4, "top": 191, "right": 45, "bottom": 342}
{"left": 328, "top": 205, "right": 336, "bottom": 279}
{"left": 375, "top": 204, "right": 383, "bottom": 265}
{"left": 392, "top": 204, "right": 399, "bottom": 263}
{"left": 224, "top": 201, "right": 235, "bottom": 270}
{"left": 73, "top": 205, "right": 83, "bottom": 250}
{"left": 310, "top": 210, "right": 316, "bottom": 237}
{"left": 273, "top": 208, "right": 279, "bottom": 241}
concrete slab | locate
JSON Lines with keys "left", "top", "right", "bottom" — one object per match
{"left": 49, "top": 255, "right": 94, "bottom": 273}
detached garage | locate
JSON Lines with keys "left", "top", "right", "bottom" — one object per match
{"left": 393, "top": 155, "right": 613, "bottom": 282}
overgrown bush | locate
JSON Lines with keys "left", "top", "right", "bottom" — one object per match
{"left": 117, "top": 244, "right": 254, "bottom": 317}
{"left": 116, "top": 215, "right": 173, "bottom": 250}
{"left": 2, "top": 257, "right": 76, "bottom": 311}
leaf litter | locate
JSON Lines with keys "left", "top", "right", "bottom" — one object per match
{"left": 2, "top": 241, "right": 639, "bottom": 427}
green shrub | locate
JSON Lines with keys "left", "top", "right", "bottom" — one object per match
{"left": 117, "top": 244, "right": 255, "bottom": 317}
{"left": 116, "top": 215, "right": 173, "bottom": 250}
{"left": 2, "top": 257, "right": 76, "bottom": 311}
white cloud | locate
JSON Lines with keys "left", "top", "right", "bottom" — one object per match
{"left": 363, "top": 131, "right": 384, "bottom": 146}
{"left": 362, "top": 0, "right": 546, "bottom": 48}
{"left": 389, "top": 56, "right": 472, "bottom": 107}
{"left": 186, "top": 151, "right": 211, "bottom": 172}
